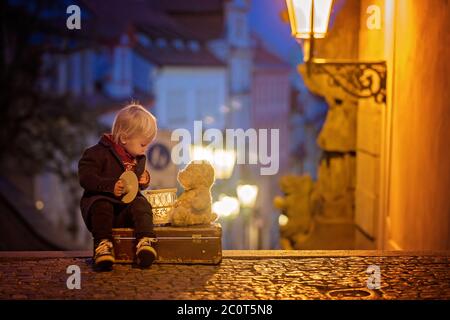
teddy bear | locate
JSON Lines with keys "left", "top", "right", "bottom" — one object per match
{"left": 170, "top": 160, "right": 218, "bottom": 226}
{"left": 273, "top": 174, "right": 316, "bottom": 249}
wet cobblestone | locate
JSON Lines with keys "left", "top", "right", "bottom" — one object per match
{"left": 0, "top": 253, "right": 449, "bottom": 300}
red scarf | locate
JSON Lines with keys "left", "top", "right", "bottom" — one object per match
{"left": 103, "top": 134, "right": 137, "bottom": 171}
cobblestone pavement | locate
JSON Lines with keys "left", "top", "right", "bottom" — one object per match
{"left": 0, "top": 252, "right": 449, "bottom": 300}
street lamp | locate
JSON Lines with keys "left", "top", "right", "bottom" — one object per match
{"left": 286, "top": 0, "right": 333, "bottom": 63}
{"left": 286, "top": 0, "right": 333, "bottom": 40}
{"left": 212, "top": 194, "right": 240, "bottom": 249}
{"left": 285, "top": 0, "right": 386, "bottom": 104}
{"left": 237, "top": 183, "right": 259, "bottom": 249}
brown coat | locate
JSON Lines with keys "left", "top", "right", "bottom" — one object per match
{"left": 78, "top": 135, "right": 149, "bottom": 230}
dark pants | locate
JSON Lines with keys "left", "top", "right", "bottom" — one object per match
{"left": 90, "top": 196, "right": 155, "bottom": 246}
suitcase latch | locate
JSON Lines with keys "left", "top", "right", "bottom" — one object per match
{"left": 192, "top": 234, "right": 202, "bottom": 244}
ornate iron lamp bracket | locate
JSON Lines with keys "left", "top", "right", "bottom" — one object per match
{"left": 309, "top": 59, "right": 387, "bottom": 104}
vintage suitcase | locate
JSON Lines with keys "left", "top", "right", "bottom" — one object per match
{"left": 112, "top": 223, "right": 222, "bottom": 265}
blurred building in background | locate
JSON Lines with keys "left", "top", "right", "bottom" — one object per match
{"left": 1, "top": 0, "right": 302, "bottom": 250}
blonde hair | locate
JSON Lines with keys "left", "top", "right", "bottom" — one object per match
{"left": 112, "top": 103, "right": 157, "bottom": 144}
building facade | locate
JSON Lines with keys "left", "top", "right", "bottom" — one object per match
{"left": 28, "top": 0, "right": 293, "bottom": 249}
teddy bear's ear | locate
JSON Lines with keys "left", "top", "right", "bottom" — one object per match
{"left": 177, "top": 167, "right": 191, "bottom": 188}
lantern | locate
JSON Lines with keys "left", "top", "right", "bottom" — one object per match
{"left": 286, "top": 0, "right": 333, "bottom": 39}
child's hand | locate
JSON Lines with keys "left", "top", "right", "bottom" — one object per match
{"left": 114, "top": 180, "right": 124, "bottom": 197}
{"left": 139, "top": 171, "right": 150, "bottom": 186}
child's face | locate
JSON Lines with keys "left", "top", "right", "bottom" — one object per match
{"left": 121, "top": 135, "right": 152, "bottom": 157}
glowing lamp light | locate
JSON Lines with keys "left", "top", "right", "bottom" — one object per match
{"left": 212, "top": 195, "right": 240, "bottom": 219}
{"left": 190, "top": 145, "right": 214, "bottom": 163}
{"left": 190, "top": 145, "right": 236, "bottom": 180}
{"left": 279, "top": 214, "right": 289, "bottom": 226}
{"left": 212, "top": 200, "right": 227, "bottom": 217}
{"left": 236, "top": 184, "right": 258, "bottom": 209}
{"left": 285, "top": 0, "right": 333, "bottom": 39}
{"left": 213, "top": 148, "right": 236, "bottom": 179}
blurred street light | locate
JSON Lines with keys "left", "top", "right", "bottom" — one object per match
{"left": 190, "top": 144, "right": 214, "bottom": 162}
{"left": 237, "top": 184, "right": 258, "bottom": 209}
{"left": 279, "top": 214, "right": 289, "bottom": 226}
{"left": 213, "top": 149, "right": 236, "bottom": 179}
{"left": 212, "top": 194, "right": 240, "bottom": 219}
{"left": 190, "top": 144, "right": 236, "bottom": 179}
{"left": 212, "top": 194, "right": 240, "bottom": 250}
{"left": 237, "top": 183, "right": 259, "bottom": 249}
